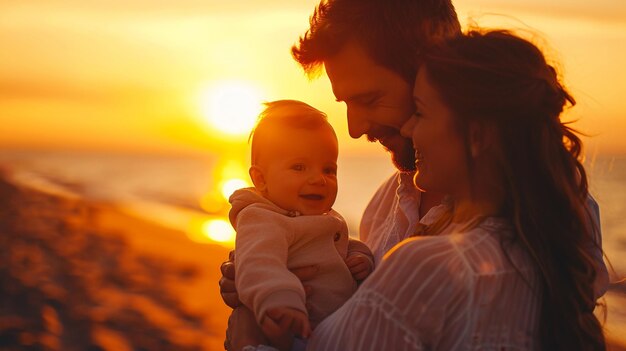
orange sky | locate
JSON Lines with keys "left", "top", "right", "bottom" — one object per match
{"left": 1, "top": 0, "right": 625, "bottom": 156}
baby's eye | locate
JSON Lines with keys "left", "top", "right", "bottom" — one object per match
{"left": 324, "top": 167, "right": 337, "bottom": 175}
{"left": 291, "top": 164, "right": 305, "bottom": 171}
{"left": 413, "top": 111, "right": 422, "bottom": 119}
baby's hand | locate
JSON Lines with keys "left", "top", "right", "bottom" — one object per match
{"left": 346, "top": 253, "right": 374, "bottom": 281}
{"left": 262, "top": 307, "right": 311, "bottom": 351}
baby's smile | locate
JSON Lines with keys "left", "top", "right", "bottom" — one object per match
{"left": 300, "top": 193, "right": 325, "bottom": 201}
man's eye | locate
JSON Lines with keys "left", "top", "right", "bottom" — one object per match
{"left": 361, "top": 97, "right": 378, "bottom": 106}
{"left": 291, "top": 164, "right": 305, "bottom": 171}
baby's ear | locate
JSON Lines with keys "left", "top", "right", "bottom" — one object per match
{"left": 249, "top": 166, "right": 267, "bottom": 192}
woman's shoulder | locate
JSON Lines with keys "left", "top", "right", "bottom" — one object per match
{"left": 383, "top": 231, "right": 464, "bottom": 264}
{"left": 371, "top": 233, "right": 478, "bottom": 297}
{"left": 382, "top": 217, "right": 520, "bottom": 277}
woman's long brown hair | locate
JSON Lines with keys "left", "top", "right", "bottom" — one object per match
{"left": 421, "top": 30, "right": 605, "bottom": 350}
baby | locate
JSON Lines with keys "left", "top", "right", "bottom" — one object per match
{"left": 229, "top": 100, "right": 374, "bottom": 348}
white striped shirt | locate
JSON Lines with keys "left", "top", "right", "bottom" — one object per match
{"left": 304, "top": 172, "right": 606, "bottom": 350}
{"left": 307, "top": 218, "right": 541, "bottom": 350}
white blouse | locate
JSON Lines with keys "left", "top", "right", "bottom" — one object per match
{"left": 306, "top": 218, "right": 541, "bottom": 351}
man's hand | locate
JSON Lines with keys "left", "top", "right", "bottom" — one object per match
{"left": 220, "top": 250, "right": 241, "bottom": 309}
{"left": 346, "top": 253, "right": 374, "bottom": 281}
{"left": 261, "top": 307, "right": 311, "bottom": 351}
{"left": 219, "top": 250, "right": 319, "bottom": 309}
{"left": 225, "top": 306, "right": 268, "bottom": 351}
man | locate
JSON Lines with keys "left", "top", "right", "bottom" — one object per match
{"left": 291, "top": 0, "right": 461, "bottom": 264}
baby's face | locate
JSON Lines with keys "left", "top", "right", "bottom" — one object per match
{"left": 256, "top": 126, "right": 338, "bottom": 215}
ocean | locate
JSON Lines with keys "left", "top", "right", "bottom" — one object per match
{"left": 0, "top": 149, "right": 624, "bottom": 338}
{"left": 0, "top": 149, "right": 398, "bottom": 244}
{"left": 0, "top": 149, "right": 624, "bottom": 271}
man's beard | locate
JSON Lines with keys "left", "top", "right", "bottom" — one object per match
{"left": 366, "top": 127, "right": 416, "bottom": 173}
{"left": 390, "top": 140, "right": 416, "bottom": 173}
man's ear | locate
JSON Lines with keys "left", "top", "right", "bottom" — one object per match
{"left": 249, "top": 166, "right": 267, "bottom": 193}
{"left": 468, "top": 122, "right": 496, "bottom": 158}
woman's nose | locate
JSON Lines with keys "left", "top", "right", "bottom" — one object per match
{"left": 400, "top": 116, "right": 417, "bottom": 138}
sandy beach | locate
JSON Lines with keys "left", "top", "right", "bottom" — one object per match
{"left": 1, "top": 168, "right": 624, "bottom": 350}
{"left": 0, "top": 170, "right": 231, "bottom": 350}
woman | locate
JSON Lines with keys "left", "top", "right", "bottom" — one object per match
{"left": 250, "top": 30, "right": 606, "bottom": 351}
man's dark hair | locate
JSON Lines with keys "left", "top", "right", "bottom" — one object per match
{"left": 292, "top": 0, "right": 461, "bottom": 82}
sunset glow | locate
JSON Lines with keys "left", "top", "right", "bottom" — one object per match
{"left": 1, "top": 2, "right": 625, "bottom": 350}
{"left": 221, "top": 178, "right": 250, "bottom": 200}
{"left": 198, "top": 81, "right": 265, "bottom": 136}
{"left": 199, "top": 159, "right": 251, "bottom": 214}
{"left": 1, "top": 1, "right": 624, "bottom": 154}
{"left": 202, "top": 219, "right": 236, "bottom": 243}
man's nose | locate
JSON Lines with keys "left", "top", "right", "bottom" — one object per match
{"left": 400, "top": 115, "right": 417, "bottom": 138}
{"left": 346, "top": 106, "right": 370, "bottom": 139}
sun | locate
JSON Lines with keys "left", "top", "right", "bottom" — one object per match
{"left": 198, "top": 80, "right": 265, "bottom": 136}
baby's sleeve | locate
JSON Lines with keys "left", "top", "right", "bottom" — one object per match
{"left": 234, "top": 207, "right": 307, "bottom": 325}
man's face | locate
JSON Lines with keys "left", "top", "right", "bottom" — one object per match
{"left": 324, "top": 40, "right": 416, "bottom": 172}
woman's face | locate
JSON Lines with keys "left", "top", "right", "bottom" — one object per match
{"left": 400, "top": 66, "right": 470, "bottom": 196}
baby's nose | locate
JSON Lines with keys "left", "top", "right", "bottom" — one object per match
{"left": 309, "top": 173, "right": 327, "bottom": 185}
